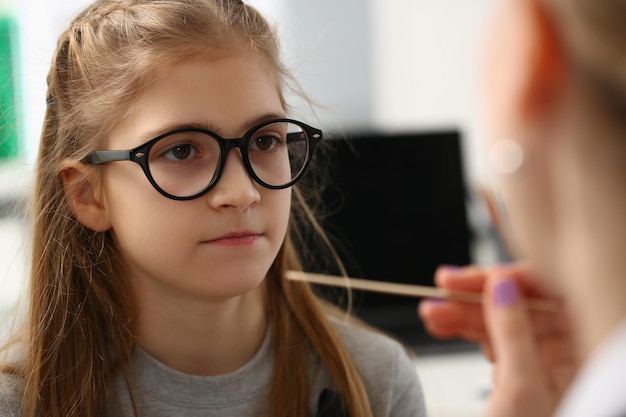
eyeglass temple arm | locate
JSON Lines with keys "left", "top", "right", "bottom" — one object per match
{"left": 84, "top": 150, "right": 132, "bottom": 165}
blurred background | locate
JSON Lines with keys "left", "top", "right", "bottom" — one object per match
{"left": 0, "top": 0, "right": 501, "bottom": 415}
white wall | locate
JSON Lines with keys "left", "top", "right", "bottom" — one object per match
{"left": 371, "top": 0, "right": 496, "bottom": 185}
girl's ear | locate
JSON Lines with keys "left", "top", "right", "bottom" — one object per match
{"left": 60, "top": 160, "right": 112, "bottom": 232}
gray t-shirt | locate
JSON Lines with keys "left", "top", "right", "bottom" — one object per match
{"left": 1, "top": 318, "right": 427, "bottom": 416}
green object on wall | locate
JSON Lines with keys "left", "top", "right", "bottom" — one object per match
{"left": 0, "top": 15, "right": 19, "bottom": 160}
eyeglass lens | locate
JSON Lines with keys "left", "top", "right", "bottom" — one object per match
{"left": 147, "top": 120, "right": 310, "bottom": 198}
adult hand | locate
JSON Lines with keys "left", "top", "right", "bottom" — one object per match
{"left": 418, "top": 264, "right": 577, "bottom": 417}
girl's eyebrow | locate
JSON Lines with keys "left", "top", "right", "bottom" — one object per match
{"left": 138, "top": 112, "right": 288, "bottom": 143}
{"left": 138, "top": 121, "right": 211, "bottom": 142}
{"left": 242, "top": 112, "right": 287, "bottom": 130}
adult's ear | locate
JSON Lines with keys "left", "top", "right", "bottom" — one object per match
{"left": 60, "top": 159, "right": 111, "bottom": 232}
{"left": 518, "top": 0, "right": 566, "bottom": 120}
{"left": 483, "top": 0, "right": 567, "bottom": 138}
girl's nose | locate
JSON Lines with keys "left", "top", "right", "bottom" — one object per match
{"left": 205, "top": 149, "right": 260, "bottom": 210}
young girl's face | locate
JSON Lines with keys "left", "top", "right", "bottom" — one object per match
{"left": 96, "top": 48, "right": 291, "bottom": 303}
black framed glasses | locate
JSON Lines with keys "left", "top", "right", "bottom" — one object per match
{"left": 84, "top": 118, "right": 323, "bottom": 200}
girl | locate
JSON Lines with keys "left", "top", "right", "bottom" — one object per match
{"left": 421, "top": 0, "right": 626, "bottom": 417}
{"left": 0, "top": 1, "right": 425, "bottom": 416}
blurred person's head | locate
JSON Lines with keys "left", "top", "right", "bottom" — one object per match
{"left": 483, "top": 0, "right": 626, "bottom": 299}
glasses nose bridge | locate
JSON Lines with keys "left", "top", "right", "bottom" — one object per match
{"left": 221, "top": 135, "right": 249, "bottom": 157}
{"left": 218, "top": 135, "right": 252, "bottom": 180}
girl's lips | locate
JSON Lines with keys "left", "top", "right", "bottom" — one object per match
{"left": 203, "top": 232, "right": 262, "bottom": 246}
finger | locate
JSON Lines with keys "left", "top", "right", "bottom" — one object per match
{"left": 529, "top": 309, "right": 571, "bottom": 339}
{"left": 535, "top": 336, "right": 578, "bottom": 395}
{"left": 422, "top": 282, "right": 566, "bottom": 343}
{"left": 434, "top": 264, "right": 487, "bottom": 292}
{"left": 419, "top": 300, "right": 487, "bottom": 341}
{"left": 536, "top": 336, "right": 577, "bottom": 371}
{"left": 471, "top": 310, "right": 569, "bottom": 364}
{"left": 484, "top": 274, "right": 543, "bottom": 384}
{"left": 489, "top": 263, "right": 560, "bottom": 300}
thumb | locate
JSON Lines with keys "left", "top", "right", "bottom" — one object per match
{"left": 484, "top": 273, "right": 543, "bottom": 386}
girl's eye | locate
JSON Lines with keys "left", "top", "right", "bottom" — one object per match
{"left": 251, "top": 135, "right": 281, "bottom": 152}
{"left": 163, "top": 144, "right": 199, "bottom": 161}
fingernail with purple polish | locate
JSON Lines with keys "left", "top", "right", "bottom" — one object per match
{"left": 493, "top": 278, "right": 519, "bottom": 307}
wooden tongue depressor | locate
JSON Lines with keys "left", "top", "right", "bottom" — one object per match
{"left": 284, "top": 270, "right": 559, "bottom": 312}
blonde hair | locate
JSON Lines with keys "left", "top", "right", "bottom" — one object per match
{"left": 547, "top": 0, "right": 626, "bottom": 118}
{"left": 2, "top": 1, "right": 373, "bottom": 416}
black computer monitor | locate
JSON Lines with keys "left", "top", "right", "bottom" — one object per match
{"left": 304, "top": 129, "right": 473, "bottom": 349}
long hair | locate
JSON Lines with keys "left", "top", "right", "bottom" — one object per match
{"left": 1, "top": 1, "right": 373, "bottom": 416}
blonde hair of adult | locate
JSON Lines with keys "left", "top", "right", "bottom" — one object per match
{"left": 1, "top": 1, "right": 374, "bottom": 416}
{"left": 549, "top": 0, "right": 626, "bottom": 91}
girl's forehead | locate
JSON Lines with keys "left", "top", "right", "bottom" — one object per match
{"left": 135, "top": 47, "right": 280, "bottom": 107}
{"left": 109, "top": 52, "right": 285, "bottom": 147}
